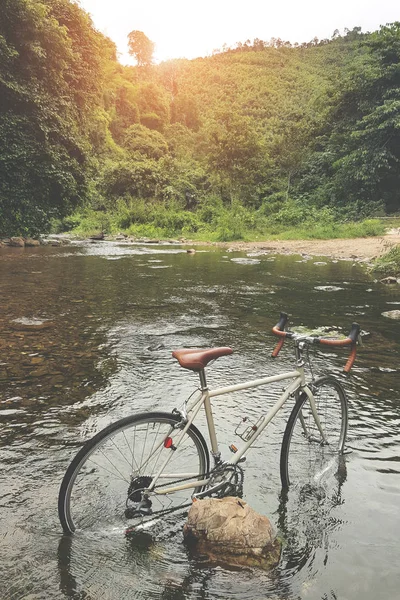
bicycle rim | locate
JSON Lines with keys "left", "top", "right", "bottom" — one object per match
{"left": 58, "top": 412, "right": 209, "bottom": 534}
{"left": 280, "top": 376, "right": 348, "bottom": 491}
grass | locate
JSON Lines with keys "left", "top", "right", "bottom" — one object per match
{"left": 56, "top": 203, "right": 387, "bottom": 243}
{"left": 371, "top": 245, "right": 400, "bottom": 277}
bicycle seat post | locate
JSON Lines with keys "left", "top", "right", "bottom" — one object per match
{"left": 198, "top": 369, "right": 208, "bottom": 391}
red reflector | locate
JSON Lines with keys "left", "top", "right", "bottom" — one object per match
{"left": 164, "top": 437, "right": 173, "bottom": 448}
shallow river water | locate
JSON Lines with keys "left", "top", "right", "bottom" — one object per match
{"left": 0, "top": 240, "right": 399, "bottom": 600}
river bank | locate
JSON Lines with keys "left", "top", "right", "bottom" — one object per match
{"left": 2, "top": 230, "right": 399, "bottom": 262}
{"left": 217, "top": 231, "right": 400, "bottom": 261}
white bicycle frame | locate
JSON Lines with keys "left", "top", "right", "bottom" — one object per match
{"left": 147, "top": 360, "right": 326, "bottom": 496}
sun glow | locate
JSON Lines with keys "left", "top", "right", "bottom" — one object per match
{"left": 79, "top": 0, "right": 399, "bottom": 63}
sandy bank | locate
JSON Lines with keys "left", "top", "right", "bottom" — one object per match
{"left": 214, "top": 232, "right": 400, "bottom": 261}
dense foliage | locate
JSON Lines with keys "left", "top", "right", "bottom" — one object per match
{"left": 0, "top": 0, "right": 399, "bottom": 237}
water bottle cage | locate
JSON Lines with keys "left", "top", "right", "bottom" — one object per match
{"left": 234, "top": 416, "right": 264, "bottom": 442}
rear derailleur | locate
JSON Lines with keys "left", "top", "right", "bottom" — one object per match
{"left": 125, "top": 475, "right": 153, "bottom": 518}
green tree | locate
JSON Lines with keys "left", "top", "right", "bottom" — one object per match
{"left": 205, "top": 111, "right": 268, "bottom": 205}
{"left": 0, "top": 0, "right": 110, "bottom": 235}
{"left": 136, "top": 82, "right": 170, "bottom": 131}
{"left": 127, "top": 30, "right": 154, "bottom": 67}
{"left": 299, "top": 23, "right": 400, "bottom": 214}
{"left": 122, "top": 124, "right": 168, "bottom": 159}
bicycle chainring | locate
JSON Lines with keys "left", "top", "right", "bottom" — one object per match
{"left": 206, "top": 464, "right": 244, "bottom": 498}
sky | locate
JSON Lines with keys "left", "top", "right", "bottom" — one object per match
{"left": 78, "top": 0, "right": 399, "bottom": 64}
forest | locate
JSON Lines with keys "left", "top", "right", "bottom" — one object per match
{"left": 1, "top": 0, "right": 399, "bottom": 240}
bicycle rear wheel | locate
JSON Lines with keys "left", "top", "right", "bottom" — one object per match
{"left": 58, "top": 412, "right": 209, "bottom": 534}
{"left": 280, "top": 376, "right": 348, "bottom": 490}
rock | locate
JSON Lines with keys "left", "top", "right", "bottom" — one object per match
{"left": 230, "top": 258, "right": 260, "bottom": 265}
{"left": 9, "top": 237, "right": 25, "bottom": 247}
{"left": 314, "top": 285, "right": 344, "bottom": 292}
{"left": 380, "top": 276, "right": 398, "bottom": 285}
{"left": 10, "top": 317, "right": 54, "bottom": 331}
{"left": 89, "top": 232, "right": 104, "bottom": 240}
{"left": 183, "top": 497, "right": 281, "bottom": 569}
{"left": 24, "top": 238, "right": 40, "bottom": 247}
{"left": 146, "top": 343, "right": 166, "bottom": 351}
{"left": 382, "top": 310, "right": 400, "bottom": 320}
{"left": 186, "top": 248, "right": 196, "bottom": 254}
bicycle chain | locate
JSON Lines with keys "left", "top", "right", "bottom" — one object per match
{"left": 126, "top": 463, "right": 244, "bottom": 524}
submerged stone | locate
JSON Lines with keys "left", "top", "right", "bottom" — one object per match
{"left": 11, "top": 317, "right": 54, "bottom": 331}
{"left": 314, "top": 286, "right": 344, "bottom": 292}
{"left": 382, "top": 310, "right": 400, "bottom": 320}
{"left": 230, "top": 258, "right": 261, "bottom": 265}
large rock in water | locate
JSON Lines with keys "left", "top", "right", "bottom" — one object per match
{"left": 183, "top": 497, "right": 281, "bottom": 569}
{"left": 9, "top": 237, "right": 25, "bottom": 247}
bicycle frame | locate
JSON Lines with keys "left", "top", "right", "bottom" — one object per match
{"left": 146, "top": 360, "right": 325, "bottom": 497}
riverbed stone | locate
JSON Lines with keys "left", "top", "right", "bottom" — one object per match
{"left": 24, "top": 238, "right": 40, "bottom": 247}
{"left": 10, "top": 317, "right": 54, "bottom": 331}
{"left": 183, "top": 496, "right": 281, "bottom": 569}
{"left": 89, "top": 232, "right": 104, "bottom": 240}
{"left": 382, "top": 310, "right": 400, "bottom": 319}
{"left": 380, "top": 276, "right": 398, "bottom": 285}
{"left": 9, "top": 237, "right": 25, "bottom": 247}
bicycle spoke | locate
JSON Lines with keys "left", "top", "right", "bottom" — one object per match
{"left": 59, "top": 413, "right": 209, "bottom": 533}
{"left": 281, "top": 376, "right": 348, "bottom": 491}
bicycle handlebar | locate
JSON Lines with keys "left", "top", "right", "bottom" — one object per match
{"left": 271, "top": 312, "right": 361, "bottom": 373}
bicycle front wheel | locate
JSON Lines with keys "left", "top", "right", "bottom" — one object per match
{"left": 58, "top": 412, "right": 209, "bottom": 534}
{"left": 280, "top": 376, "right": 348, "bottom": 490}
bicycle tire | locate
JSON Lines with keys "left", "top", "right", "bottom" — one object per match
{"left": 58, "top": 412, "right": 209, "bottom": 534}
{"left": 280, "top": 376, "right": 348, "bottom": 490}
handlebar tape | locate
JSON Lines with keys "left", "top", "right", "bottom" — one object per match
{"left": 271, "top": 312, "right": 290, "bottom": 357}
{"left": 318, "top": 323, "right": 360, "bottom": 347}
{"left": 271, "top": 314, "right": 361, "bottom": 372}
{"left": 318, "top": 323, "right": 360, "bottom": 372}
{"left": 344, "top": 344, "right": 357, "bottom": 373}
{"left": 271, "top": 337, "right": 285, "bottom": 358}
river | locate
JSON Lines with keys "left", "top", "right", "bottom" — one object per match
{"left": 0, "top": 240, "right": 399, "bottom": 599}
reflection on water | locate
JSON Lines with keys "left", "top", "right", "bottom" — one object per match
{"left": 0, "top": 241, "right": 399, "bottom": 599}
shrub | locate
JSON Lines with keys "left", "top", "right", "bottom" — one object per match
{"left": 372, "top": 245, "right": 400, "bottom": 276}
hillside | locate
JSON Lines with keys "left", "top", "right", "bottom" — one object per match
{"left": 0, "top": 1, "right": 399, "bottom": 238}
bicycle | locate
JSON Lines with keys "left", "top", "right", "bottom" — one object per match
{"left": 58, "top": 312, "right": 361, "bottom": 534}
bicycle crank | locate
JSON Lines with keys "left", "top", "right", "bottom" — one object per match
{"left": 195, "top": 463, "right": 244, "bottom": 499}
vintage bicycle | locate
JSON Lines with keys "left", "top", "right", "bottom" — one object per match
{"left": 58, "top": 312, "right": 361, "bottom": 534}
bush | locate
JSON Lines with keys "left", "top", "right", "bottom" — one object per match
{"left": 372, "top": 245, "right": 400, "bottom": 276}
{"left": 214, "top": 202, "right": 255, "bottom": 241}
{"left": 152, "top": 206, "right": 201, "bottom": 234}
{"left": 63, "top": 209, "right": 111, "bottom": 234}
{"left": 122, "top": 125, "right": 168, "bottom": 159}
{"left": 112, "top": 198, "right": 150, "bottom": 229}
